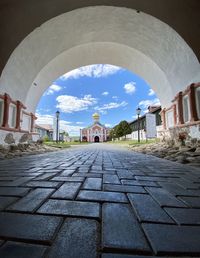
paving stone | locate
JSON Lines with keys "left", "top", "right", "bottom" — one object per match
{"left": 143, "top": 223, "right": 200, "bottom": 255}
{"left": 73, "top": 173, "right": 102, "bottom": 178}
{"left": 25, "top": 181, "right": 61, "bottom": 188}
{"left": 103, "top": 174, "right": 120, "bottom": 184}
{"left": 51, "top": 176, "right": 85, "bottom": 182}
{"left": 82, "top": 178, "right": 102, "bottom": 190}
{"left": 0, "top": 177, "right": 34, "bottom": 186}
{"left": 102, "top": 255, "right": 166, "bottom": 258}
{"left": 0, "top": 212, "right": 62, "bottom": 243}
{"left": 121, "top": 179, "right": 142, "bottom": 186}
{"left": 34, "top": 173, "right": 57, "bottom": 180}
{"left": 90, "top": 170, "right": 115, "bottom": 174}
{"left": 47, "top": 218, "right": 99, "bottom": 258}
{"left": 178, "top": 196, "right": 200, "bottom": 208}
{"left": 116, "top": 171, "right": 134, "bottom": 179}
{"left": 7, "top": 188, "right": 55, "bottom": 212}
{"left": 59, "top": 170, "right": 75, "bottom": 176}
{"left": 135, "top": 176, "right": 169, "bottom": 182}
{"left": 77, "top": 190, "right": 127, "bottom": 203}
{"left": 0, "top": 196, "right": 18, "bottom": 210}
{"left": 0, "top": 187, "right": 30, "bottom": 196}
{"left": 102, "top": 203, "right": 150, "bottom": 252}
{"left": 128, "top": 193, "right": 173, "bottom": 223}
{"left": 38, "top": 199, "right": 100, "bottom": 219}
{"left": 146, "top": 187, "right": 186, "bottom": 207}
{"left": 52, "top": 182, "right": 82, "bottom": 199}
{"left": 0, "top": 241, "right": 46, "bottom": 258}
{"left": 176, "top": 179, "right": 200, "bottom": 190}
{"left": 165, "top": 207, "right": 200, "bottom": 225}
{"left": 104, "top": 184, "right": 146, "bottom": 193}
{"left": 159, "top": 182, "right": 200, "bottom": 196}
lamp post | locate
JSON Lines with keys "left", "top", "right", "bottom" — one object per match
{"left": 136, "top": 107, "right": 141, "bottom": 143}
{"left": 55, "top": 110, "right": 60, "bottom": 143}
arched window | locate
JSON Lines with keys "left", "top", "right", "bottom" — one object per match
{"left": 183, "top": 95, "right": 190, "bottom": 123}
{"left": 0, "top": 98, "right": 4, "bottom": 126}
{"left": 8, "top": 104, "right": 17, "bottom": 128}
{"left": 195, "top": 87, "right": 200, "bottom": 119}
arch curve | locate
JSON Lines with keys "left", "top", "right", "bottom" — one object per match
{"left": 0, "top": 6, "right": 199, "bottom": 112}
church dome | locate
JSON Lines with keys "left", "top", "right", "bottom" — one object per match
{"left": 92, "top": 113, "right": 100, "bottom": 118}
{"left": 92, "top": 113, "right": 100, "bottom": 122}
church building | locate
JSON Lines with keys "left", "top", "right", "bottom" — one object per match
{"left": 80, "top": 113, "right": 110, "bottom": 142}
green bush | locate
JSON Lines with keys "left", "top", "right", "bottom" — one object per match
{"left": 43, "top": 135, "right": 50, "bottom": 142}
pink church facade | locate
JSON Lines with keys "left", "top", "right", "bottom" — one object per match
{"left": 80, "top": 113, "right": 110, "bottom": 142}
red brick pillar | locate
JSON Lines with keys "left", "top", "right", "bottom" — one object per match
{"left": 160, "top": 108, "right": 166, "bottom": 130}
{"left": 15, "top": 101, "right": 25, "bottom": 130}
{"left": 2, "top": 93, "right": 11, "bottom": 128}
{"left": 177, "top": 92, "right": 184, "bottom": 124}
{"left": 188, "top": 83, "right": 198, "bottom": 122}
{"left": 173, "top": 104, "right": 177, "bottom": 125}
{"left": 30, "top": 113, "right": 37, "bottom": 132}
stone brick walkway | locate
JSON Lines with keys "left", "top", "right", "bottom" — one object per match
{"left": 0, "top": 143, "right": 200, "bottom": 258}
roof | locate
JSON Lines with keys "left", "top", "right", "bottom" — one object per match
{"left": 35, "top": 124, "right": 53, "bottom": 131}
{"left": 82, "top": 121, "right": 108, "bottom": 130}
{"left": 129, "top": 106, "right": 161, "bottom": 125}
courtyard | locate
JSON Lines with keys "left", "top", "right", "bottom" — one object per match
{"left": 0, "top": 143, "right": 200, "bottom": 257}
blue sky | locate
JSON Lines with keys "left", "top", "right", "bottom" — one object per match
{"left": 36, "top": 64, "right": 160, "bottom": 136}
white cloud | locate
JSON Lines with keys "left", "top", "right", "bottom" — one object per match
{"left": 124, "top": 82, "right": 136, "bottom": 95}
{"left": 105, "top": 123, "right": 112, "bottom": 128}
{"left": 56, "top": 94, "right": 97, "bottom": 113}
{"left": 139, "top": 98, "right": 161, "bottom": 110}
{"left": 60, "top": 121, "right": 83, "bottom": 136}
{"left": 102, "top": 91, "right": 109, "bottom": 96}
{"left": 35, "top": 113, "right": 82, "bottom": 136}
{"left": 76, "top": 122, "right": 84, "bottom": 125}
{"left": 148, "top": 89, "right": 155, "bottom": 96}
{"left": 35, "top": 114, "right": 54, "bottom": 125}
{"left": 45, "top": 84, "right": 62, "bottom": 95}
{"left": 112, "top": 96, "right": 119, "bottom": 100}
{"left": 95, "top": 101, "right": 128, "bottom": 114}
{"left": 35, "top": 114, "right": 72, "bottom": 126}
{"left": 60, "top": 64, "right": 122, "bottom": 80}
{"left": 132, "top": 115, "right": 138, "bottom": 120}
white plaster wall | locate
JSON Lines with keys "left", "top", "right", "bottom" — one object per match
{"left": 189, "top": 125, "right": 200, "bottom": 139}
{"left": 0, "top": 6, "right": 199, "bottom": 113}
{"left": 26, "top": 42, "right": 172, "bottom": 112}
{"left": 0, "top": 130, "right": 29, "bottom": 145}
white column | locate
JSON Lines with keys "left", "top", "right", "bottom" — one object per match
{"left": 80, "top": 129, "right": 82, "bottom": 142}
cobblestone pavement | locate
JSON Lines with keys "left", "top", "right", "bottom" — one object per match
{"left": 0, "top": 143, "right": 200, "bottom": 258}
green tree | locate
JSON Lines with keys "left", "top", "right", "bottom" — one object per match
{"left": 109, "top": 128, "right": 116, "bottom": 140}
{"left": 63, "top": 131, "right": 69, "bottom": 136}
{"left": 116, "top": 120, "right": 132, "bottom": 140}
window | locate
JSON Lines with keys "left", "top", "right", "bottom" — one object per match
{"left": 183, "top": 95, "right": 190, "bottom": 123}
{"left": 21, "top": 113, "right": 31, "bottom": 131}
{"left": 8, "top": 104, "right": 16, "bottom": 128}
{"left": 195, "top": 87, "right": 200, "bottom": 119}
{"left": 166, "top": 110, "right": 174, "bottom": 128}
{"left": 0, "top": 99, "right": 4, "bottom": 126}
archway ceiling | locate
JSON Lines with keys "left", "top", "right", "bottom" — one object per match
{"left": 0, "top": 0, "right": 200, "bottom": 76}
{"left": 0, "top": 6, "right": 199, "bottom": 113}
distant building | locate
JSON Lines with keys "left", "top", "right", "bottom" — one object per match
{"left": 80, "top": 113, "right": 110, "bottom": 142}
{"left": 35, "top": 124, "right": 67, "bottom": 141}
{"left": 34, "top": 124, "right": 53, "bottom": 140}
{"left": 128, "top": 106, "right": 162, "bottom": 140}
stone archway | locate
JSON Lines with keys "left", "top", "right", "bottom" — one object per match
{"left": 0, "top": 6, "right": 199, "bottom": 114}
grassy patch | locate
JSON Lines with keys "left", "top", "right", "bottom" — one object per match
{"left": 108, "top": 139, "right": 158, "bottom": 146}
{"left": 44, "top": 141, "right": 89, "bottom": 148}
